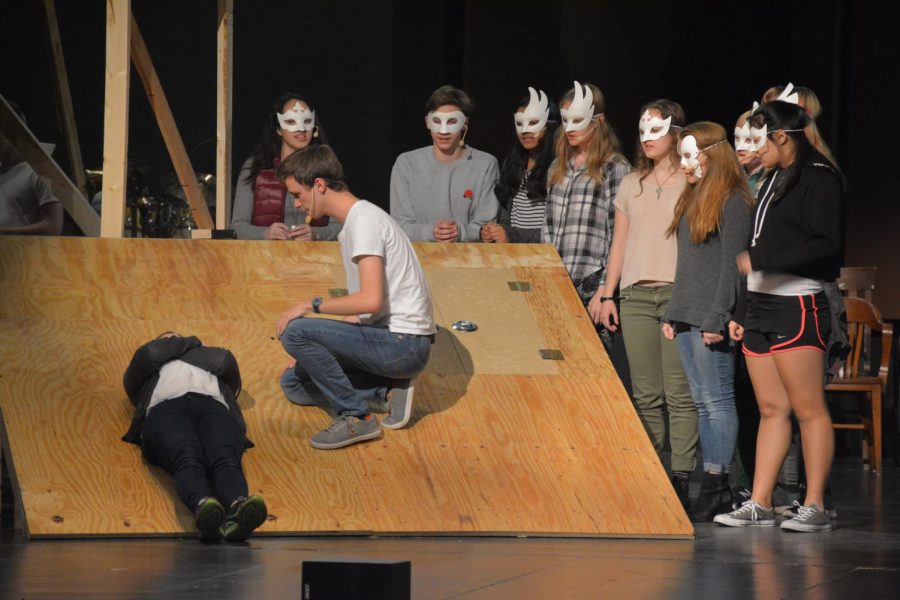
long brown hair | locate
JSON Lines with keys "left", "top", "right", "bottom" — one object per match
{"left": 548, "top": 82, "right": 621, "bottom": 186}
{"left": 667, "top": 122, "right": 755, "bottom": 244}
{"left": 634, "top": 99, "right": 686, "bottom": 193}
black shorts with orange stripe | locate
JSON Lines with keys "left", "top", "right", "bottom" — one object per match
{"left": 742, "top": 291, "right": 831, "bottom": 357}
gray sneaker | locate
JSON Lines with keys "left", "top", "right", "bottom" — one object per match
{"left": 777, "top": 502, "right": 837, "bottom": 519}
{"left": 382, "top": 378, "right": 416, "bottom": 430}
{"left": 713, "top": 500, "right": 776, "bottom": 527}
{"left": 310, "top": 414, "right": 382, "bottom": 449}
{"left": 780, "top": 502, "right": 832, "bottom": 532}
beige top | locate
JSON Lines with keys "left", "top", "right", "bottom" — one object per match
{"left": 614, "top": 171, "right": 684, "bottom": 290}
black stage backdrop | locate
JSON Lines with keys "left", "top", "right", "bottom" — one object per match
{"left": 1, "top": 0, "right": 899, "bottom": 318}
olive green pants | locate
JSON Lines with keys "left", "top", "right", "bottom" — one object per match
{"left": 620, "top": 284, "right": 698, "bottom": 472}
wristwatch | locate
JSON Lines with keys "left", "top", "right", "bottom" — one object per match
{"left": 599, "top": 296, "right": 615, "bottom": 303}
{"left": 311, "top": 297, "right": 323, "bottom": 314}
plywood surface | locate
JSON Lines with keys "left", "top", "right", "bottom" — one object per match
{"left": 0, "top": 237, "right": 691, "bottom": 538}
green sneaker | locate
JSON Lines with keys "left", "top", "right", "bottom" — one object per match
{"left": 221, "top": 495, "right": 268, "bottom": 542}
{"left": 194, "top": 497, "right": 226, "bottom": 542}
{"left": 713, "top": 501, "right": 776, "bottom": 527}
{"left": 310, "top": 414, "right": 382, "bottom": 449}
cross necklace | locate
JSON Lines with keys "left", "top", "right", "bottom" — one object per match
{"left": 653, "top": 166, "right": 676, "bottom": 200}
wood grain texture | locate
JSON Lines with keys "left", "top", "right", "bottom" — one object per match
{"left": 0, "top": 237, "right": 692, "bottom": 539}
{"left": 100, "top": 0, "right": 131, "bottom": 238}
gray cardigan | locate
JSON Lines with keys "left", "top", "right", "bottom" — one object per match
{"left": 389, "top": 146, "right": 499, "bottom": 242}
{"left": 664, "top": 192, "right": 752, "bottom": 334}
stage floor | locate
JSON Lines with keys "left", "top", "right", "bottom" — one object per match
{"left": 2, "top": 462, "right": 898, "bottom": 599}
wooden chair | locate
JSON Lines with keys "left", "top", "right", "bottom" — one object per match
{"left": 826, "top": 297, "right": 893, "bottom": 473}
{"left": 837, "top": 266, "right": 877, "bottom": 301}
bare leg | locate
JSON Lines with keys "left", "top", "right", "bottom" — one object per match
{"left": 746, "top": 354, "right": 792, "bottom": 507}
{"left": 773, "top": 349, "right": 832, "bottom": 507}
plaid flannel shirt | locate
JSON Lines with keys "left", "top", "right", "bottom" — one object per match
{"left": 542, "top": 155, "right": 632, "bottom": 299}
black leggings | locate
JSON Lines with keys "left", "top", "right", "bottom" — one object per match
{"left": 141, "top": 393, "right": 247, "bottom": 511}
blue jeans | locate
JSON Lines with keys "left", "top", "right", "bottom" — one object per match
{"left": 280, "top": 318, "right": 432, "bottom": 416}
{"left": 675, "top": 325, "right": 738, "bottom": 473}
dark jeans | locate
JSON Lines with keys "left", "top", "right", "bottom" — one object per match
{"left": 141, "top": 393, "right": 247, "bottom": 512}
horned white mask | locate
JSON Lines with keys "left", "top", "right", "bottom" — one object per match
{"left": 560, "top": 81, "right": 596, "bottom": 132}
{"left": 734, "top": 122, "right": 754, "bottom": 152}
{"left": 277, "top": 102, "right": 315, "bottom": 132}
{"left": 514, "top": 87, "right": 550, "bottom": 134}
{"left": 639, "top": 109, "right": 672, "bottom": 142}
{"left": 750, "top": 124, "right": 768, "bottom": 152}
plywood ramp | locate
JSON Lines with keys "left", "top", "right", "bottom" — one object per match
{"left": 0, "top": 237, "right": 692, "bottom": 539}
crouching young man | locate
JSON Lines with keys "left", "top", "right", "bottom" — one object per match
{"left": 275, "top": 145, "right": 435, "bottom": 449}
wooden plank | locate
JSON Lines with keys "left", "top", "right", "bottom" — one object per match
{"left": 0, "top": 94, "right": 99, "bottom": 237}
{"left": 216, "top": 0, "right": 234, "bottom": 230}
{"left": 41, "top": 0, "right": 88, "bottom": 198}
{"left": 128, "top": 12, "right": 214, "bottom": 230}
{"left": 100, "top": 0, "right": 131, "bottom": 238}
{"left": 0, "top": 238, "right": 692, "bottom": 539}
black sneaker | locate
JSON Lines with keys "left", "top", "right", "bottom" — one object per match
{"left": 671, "top": 475, "right": 690, "bottom": 513}
{"left": 194, "top": 497, "right": 226, "bottom": 542}
{"left": 221, "top": 495, "right": 268, "bottom": 542}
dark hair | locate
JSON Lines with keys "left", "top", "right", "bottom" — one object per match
{"left": 749, "top": 101, "right": 842, "bottom": 201}
{"left": 495, "top": 93, "right": 560, "bottom": 207}
{"left": 424, "top": 85, "right": 475, "bottom": 116}
{"left": 633, "top": 99, "right": 686, "bottom": 194}
{"left": 277, "top": 144, "right": 348, "bottom": 192}
{"left": 244, "top": 92, "right": 328, "bottom": 187}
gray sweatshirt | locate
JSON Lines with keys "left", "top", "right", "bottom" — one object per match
{"left": 389, "top": 146, "right": 499, "bottom": 242}
{"left": 665, "top": 192, "right": 752, "bottom": 334}
{"left": 230, "top": 157, "right": 342, "bottom": 240}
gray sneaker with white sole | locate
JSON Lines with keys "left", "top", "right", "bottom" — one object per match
{"left": 382, "top": 378, "right": 416, "bottom": 430}
{"left": 780, "top": 502, "right": 832, "bottom": 532}
{"left": 713, "top": 501, "right": 776, "bottom": 527}
{"left": 310, "top": 414, "right": 382, "bottom": 449}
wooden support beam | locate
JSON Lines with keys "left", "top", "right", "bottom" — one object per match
{"left": 41, "top": 0, "right": 88, "bottom": 198}
{"left": 0, "top": 94, "right": 99, "bottom": 236}
{"left": 216, "top": 0, "right": 234, "bottom": 230}
{"left": 100, "top": 0, "right": 131, "bottom": 238}
{"left": 129, "top": 12, "right": 214, "bottom": 230}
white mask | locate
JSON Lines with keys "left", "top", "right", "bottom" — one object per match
{"left": 514, "top": 87, "right": 550, "bottom": 134}
{"left": 749, "top": 124, "right": 768, "bottom": 152}
{"left": 560, "top": 81, "right": 597, "bottom": 132}
{"left": 277, "top": 102, "right": 315, "bottom": 132}
{"left": 734, "top": 122, "right": 754, "bottom": 152}
{"left": 427, "top": 110, "right": 466, "bottom": 134}
{"left": 679, "top": 135, "right": 703, "bottom": 178}
{"left": 777, "top": 82, "right": 800, "bottom": 105}
{"left": 639, "top": 109, "right": 671, "bottom": 142}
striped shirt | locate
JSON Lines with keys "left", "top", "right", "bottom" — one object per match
{"left": 510, "top": 176, "right": 546, "bottom": 230}
{"left": 542, "top": 155, "right": 631, "bottom": 300}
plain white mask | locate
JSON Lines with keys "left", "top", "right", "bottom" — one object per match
{"left": 427, "top": 110, "right": 466, "bottom": 134}
{"left": 734, "top": 122, "right": 754, "bottom": 152}
{"left": 514, "top": 87, "right": 550, "bottom": 134}
{"left": 749, "top": 124, "right": 768, "bottom": 152}
{"left": 639, "top": 109, "right": 672, "bottom": 142}
{"left": 277, "top": 102, "right": 315, "bottom": 132}
{"left": 560, "top": 81, "right": 597, "bottom": 132}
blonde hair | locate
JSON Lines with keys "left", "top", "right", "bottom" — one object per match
{"left": 667, "top": 122, "right": 755, "bottom": 244}
{"left": 548, "top": 82, "right": 621, "bottom": 186}
{"left": 761, "top": 85, "right": 837, "bottom": 166}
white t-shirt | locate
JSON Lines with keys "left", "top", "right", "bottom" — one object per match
{"left": 340, "top": 200, "right": 435, "bottom": 335}
{"left": 147, "top": 360, "right": 227, "bottom": 413}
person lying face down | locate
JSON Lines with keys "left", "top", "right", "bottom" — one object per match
{"left": 121, "top": 332, "right": 267, "bottom": 542}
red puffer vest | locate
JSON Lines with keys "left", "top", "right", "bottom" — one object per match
{"left": 250, "top": 158, "right": 327, "bottom": 227}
